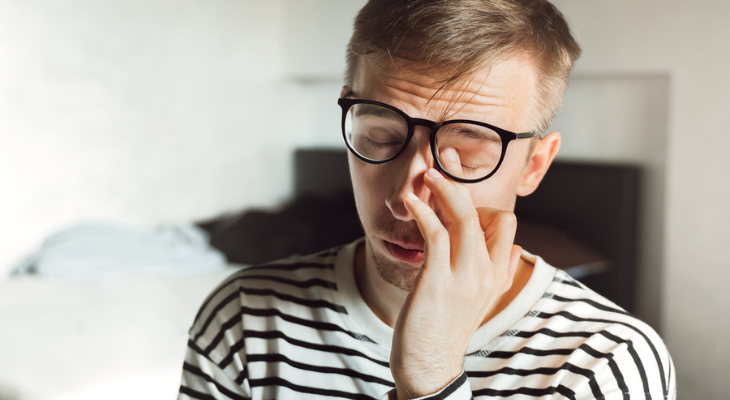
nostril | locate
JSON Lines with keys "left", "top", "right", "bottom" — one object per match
{"left": 385, "top": 196, "right": 413, "bottom": 221}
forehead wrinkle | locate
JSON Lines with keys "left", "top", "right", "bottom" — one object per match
{"left": 382, "top": 76, "right": 509, "bottom": 122}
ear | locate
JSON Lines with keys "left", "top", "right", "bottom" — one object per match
{"left": 340, "top": 86, "right": 350, "bottom": 98}
{"left": 516, "top": 131, "right": 561, "bottom": 197}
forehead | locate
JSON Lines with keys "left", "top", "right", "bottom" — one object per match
{"left": 351, "top": 53, "right": 538, "bottom": 132}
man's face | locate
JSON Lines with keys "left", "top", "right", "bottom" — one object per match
{"left": 347, "top": 53, "right": 542, "bottom": 291}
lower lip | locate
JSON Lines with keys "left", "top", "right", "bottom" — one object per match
{"left": 383, "top": 241, "right": 424, "bottom": 264}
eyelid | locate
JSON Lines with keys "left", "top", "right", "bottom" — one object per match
{"left": 438, "top": 125, "right": 501, "bottom": 142}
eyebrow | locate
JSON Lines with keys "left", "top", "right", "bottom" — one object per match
{"left": 354, "top": 104, "right": 400, "bottom": 119}
{"left": 441, "top": 124, "right": 501, "bottom": 142}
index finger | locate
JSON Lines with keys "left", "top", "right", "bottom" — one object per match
{"left": 438, "top": 147, "right": 475, "bottom": 208}
{"left": 423, "top": 168, "right": 484, "bottom": 265}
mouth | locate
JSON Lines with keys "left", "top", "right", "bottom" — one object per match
{"left": 383, "top": 240, "right": 424, "bottom": 264}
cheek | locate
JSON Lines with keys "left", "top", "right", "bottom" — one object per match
{"left": 349, "top": 158, "right": 385, "bottom": 213}
{"left": 468, "top": 157, "right": 526, "bottom": 211}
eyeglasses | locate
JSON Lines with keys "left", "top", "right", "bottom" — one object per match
{"left": 338, "top": 98, "right": 535, "bottom": 183}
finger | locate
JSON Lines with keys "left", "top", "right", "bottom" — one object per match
{"left": 423, "top": 168, "right": 482, "bottom": 260}
{"left": 504, "top": 244, "right": 522, "bottom": 292}
{"left": 438, "top": 147, "right": 474, "bottom": 207}
{"left": 404, "top": 192, "right": 451, "bottom": 274}
{"left": 509, "top": 245, "right": 522, "bottom": 274}
{"left": 497, "top": 244, "right": 522, "bottom": 295}
{"left": 476, "top": 207, "right": 518, "bottom": 265}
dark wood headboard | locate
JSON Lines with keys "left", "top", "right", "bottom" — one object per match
{"left": 293, "top": 148, "right": 640, "bottom": 311}
{"left": 201, "top": 148, "right": 640, "bottom": 312}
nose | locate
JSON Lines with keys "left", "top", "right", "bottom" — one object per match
{"left": 385, "top": 127, "right": 435, "bottom": 221}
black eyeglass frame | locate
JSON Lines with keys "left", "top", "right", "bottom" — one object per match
{"left": 338, "top": 97, "right": 536, "bottom": 183}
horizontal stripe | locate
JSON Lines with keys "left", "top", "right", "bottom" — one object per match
{"left": 194, "top": 287, "right": 347, "bottom": 342}
{"left": 216, "top": 338, "right": 392, "bottom": 388}
{"left": 202, "top": 307, "right": 373, "bottom": 355}
{"left": 470, "top": 346, "right": 575, "bottom": 359}
{"left": 247, "top": 353, "right": 394, "bottom": 387}
{"left": 510, "top": 328, "right": 593, "bottom": 340}
{"left": 179, "top": 385, "right": 221, "bottom": 400}
{"left": 477, "top": 330, "right": 626, "bottom": 399}
{"left": 472, "top": 384, "right": 576, "bottom": 399}
{"left": 537, "top": 311, "right": 663, "bottom": 398}
{"left": 553, "top": 277, "right": 583, "bottom": 289}
{"left": 249, "top": 376, "right": 378, "bottom": 400}
{"left": 239, "top": 287, "right": 347, "bottom": 313}
{"left": 243, "top": 329, "right": 389, "bottom": 368}
{"left": 467, "top": 363, "right": 578, "bottom": 379}
{"left": 218, "top": 331, "right": 389, "bottom": 371}
{"left": 243, "top": 261, "right": 335, "bottom": 272}
{"left": 183, "top": 362, "right": 249, "bottom": 400}
{"left": 546, "top": 293, "right": 631, "bottom": 316}
{"left": 193, "top": 260, "right": 336, "bottom": 323}
{"left": 229, "top": 275, "right": 337, "bottom": 290}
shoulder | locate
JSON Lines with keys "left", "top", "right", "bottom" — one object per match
{"left": 531, "top": 268, "right": 676, "bottom": 399}
{"left": 186, "top": 246, "right": 345, "bottom": 350}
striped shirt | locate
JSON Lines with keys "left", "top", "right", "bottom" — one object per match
{"left": 178, "top": 239, "right": 675, "bottom": 400}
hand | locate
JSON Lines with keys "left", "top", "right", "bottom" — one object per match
{"left": 390, "top": 149, "right": 522, "bottom": 399}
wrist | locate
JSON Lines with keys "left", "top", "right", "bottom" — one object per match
{"left": 393, "top": 364, "right": 463, "bottom": 400}
{"left": 390, "top": 370, "right": 468, "bottom": 400}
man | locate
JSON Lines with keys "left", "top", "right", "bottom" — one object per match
{"left": 178, "top": 1, "right": 675, "bottom": 399}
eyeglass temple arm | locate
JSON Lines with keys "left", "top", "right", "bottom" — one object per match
{"left": 515, "top": 132, "right": 537, "bottom": 139}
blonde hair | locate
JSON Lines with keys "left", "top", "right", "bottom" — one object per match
{"left": 345, "top": 0, "right": 582, "bottom": 134}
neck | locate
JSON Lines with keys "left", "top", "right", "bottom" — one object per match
{"left": 354, "top": 240, "right": 406, "bottom": 327}
{"left": 353, "top": 240, "right": 534, "bottom": 329}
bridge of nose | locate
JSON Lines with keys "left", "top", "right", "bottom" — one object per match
{"left": 385, "top": 127, "right": 437, "bottom": 221}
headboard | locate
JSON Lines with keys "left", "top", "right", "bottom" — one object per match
{"left": 201, "top": 148, "right": 640, "bottom": 312}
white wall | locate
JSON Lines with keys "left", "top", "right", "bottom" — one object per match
{"left": 552, "top": 2, "right": 730, "bottom": 398}
{"left": 2, "top": 0, "right": 728, "bottom": 398}
{"left": 0, "top": 0, "right": 371, "bottom": 278}
{"left": 0, "top": 0, "right": 290, "bottom": 275}
{"left": 550, "top": 73, "right": 670, "bottom": 330}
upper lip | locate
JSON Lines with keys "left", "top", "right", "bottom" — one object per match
{"left": 385, "top": 238, "right": 425, "bottom": 251}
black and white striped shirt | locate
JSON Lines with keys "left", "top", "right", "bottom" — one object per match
{"left": 178, "top": 239, "right": 675, "bottom": 400}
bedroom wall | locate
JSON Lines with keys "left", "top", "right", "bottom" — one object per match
{"left": 0, "top": 0, "right": 286, "bottom": 276}
{"left": 549, "top": 73, "right": 670, "bottom": 331}
{"left": 551, "top": 2, "right": 730, "bottom": 398}
{"left": 0, "top": 0, "right": 367, "bottom": 279}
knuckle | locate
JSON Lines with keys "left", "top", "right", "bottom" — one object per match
{"left": 429, "top": 227, "right": 449, "bottom": 245}
{"left": 497, "top": 211, "right": 517, "bottom": 228}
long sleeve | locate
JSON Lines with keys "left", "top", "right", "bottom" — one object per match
{"left": 381, "top": 372, "right": 472, "bottom": 400}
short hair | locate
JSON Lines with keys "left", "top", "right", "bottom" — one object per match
{"left": 345, "top": 0, "right": 582, "bottom": 135}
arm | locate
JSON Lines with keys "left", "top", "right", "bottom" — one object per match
{"left": 178, "top": 338, "right": 251, "bottom": 400}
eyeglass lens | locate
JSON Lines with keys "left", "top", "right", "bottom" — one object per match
{"left": 344, "top": 103, "right": 503, "bottom": 180}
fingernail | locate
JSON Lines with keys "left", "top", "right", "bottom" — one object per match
{"left": 427, "top": 168, "right": 444, "bottom": 179}
{"left": 442, "top": 148, "right": 458, "bottom": 162}
{"left": 406, "top": 192, "right": 420, "bottom": 202}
